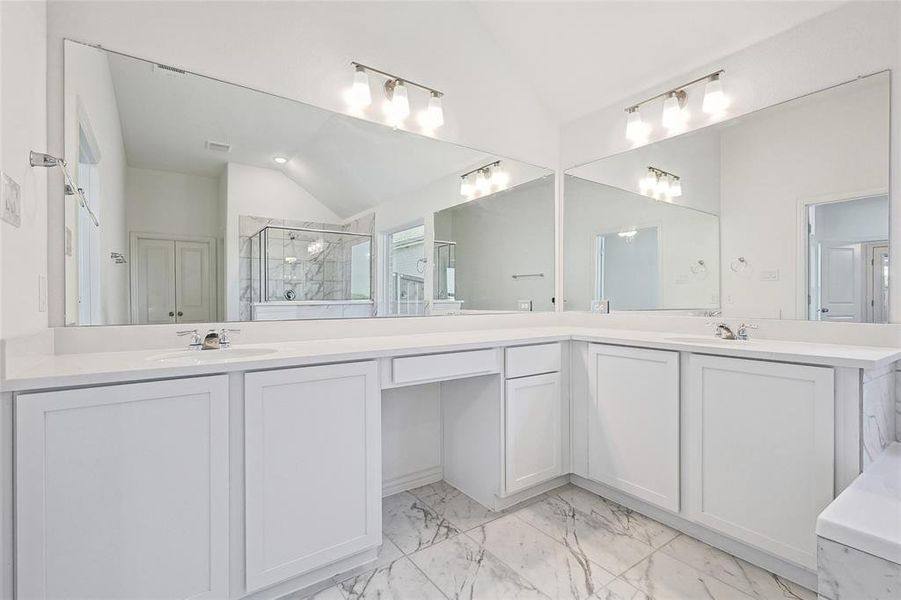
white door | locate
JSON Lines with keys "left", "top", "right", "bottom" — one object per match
{"left": 588, "top": 344, "right": 680, "bottom": 512}
{"left": 244, "top": 361, "right": 381, "bottom": 591}
{"left": 685, "top": 355, "right": 834, "bottom": 569}
{"left": 132, "top": 236, "right": 215, "bottom": 324}
{"left": 868, "top": 244, "right": 890, "bottom": 323}
{"left": 134, "top": 238, "right": 177, "bottom": 323}
{"left": 820, "top": 242, "right": 862, "bottom": 321}
{"left": 16, "top": 376, "right": 229, "bottom": 600}
{"left": 175, "top": 240, "right": 214, "bottom": 322}
{"left": 505, "top": 372, "right": 563, "bottom": 494}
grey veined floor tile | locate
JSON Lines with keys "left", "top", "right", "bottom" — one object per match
{"left": 410, "top": 479, "right": 503, "bottom": 532}
{"left": 622, "top": 551, "right": 754, "bottom": 600}
{"left": 339, "top": 557, "right": 445, "bottom": 600}
{"left": 410, "top": 533, "right": 549, "bottom": 599}
{"left": 382, "top": 491, "right": 460, "bottom": 554}
{"left": 659, "top": 535, "right": 815, "bottom": 600}
{"left": 469, "top": 513, "right": 617, "bottom": 599}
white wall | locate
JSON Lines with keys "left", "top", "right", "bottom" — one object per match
{"left": 564, "top": 176, "right": 719, "bottom": 312}
{"left": 224, "top": 162, "right": 341, "bottom": 320}
{"left": 126, "top": 166, "right": 220, "bottom": 239}
{"left": 719, "top": 76, "right": 889, "bottom": 320}
{"left": 561, "top": 1, "right": 901, "bottom": 321}
{"left": 64, "top": 42, "right": 129, "bottom": 325}
{"left": 1, "top": 0, "right": 48, "bottom": 340}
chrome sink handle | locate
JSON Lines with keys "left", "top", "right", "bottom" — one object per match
{"left": 705, "top": 321, "right": 736, "bottom": 339}
{"left": 737, "top": 323, "right": 758, "bottom": 340}
{"left": 177, "top": 329, "right": 202, "bottom": 350}
{"left": 219, "top": 328, "right": 241, "bottom": 348}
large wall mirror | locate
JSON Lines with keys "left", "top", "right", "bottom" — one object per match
{"left": 63, "top": 41, "right": 554, "bottom": 326}
{"left": 565, "top": 71, "right": 890, "bottom": 322}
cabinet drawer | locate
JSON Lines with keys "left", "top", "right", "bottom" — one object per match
{"left": 392, "top": 348, "right": 500, "bottom": 385}
{"left": 505, "top": 343, "right": 561, "bottom": 379}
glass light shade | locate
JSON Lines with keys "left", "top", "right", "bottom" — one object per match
{"left": 475, "top": 169, "right": 490, "bottom": 193}
{"left": 460, "top": 177, "right": 475, "bottom": 198}
{"left": 639, "top": 171, "right": 655, "bottom": 194}
{"left": 390, "top": 81, "right": 410, "bottom": 121}
{"left": 625, "top": 108, "right": 650, "bottom": 143}
{"left": 655, "top": 175, "right": 671, "bottom": 197}
{"left": 661, "top": 93, "right": 688, "bottom": 131}
{"left": 490, "top": 167, "right": 510, "bottom": 189}
{"left": 702, "top": 75, "right": 728, "bottom": 115}
{"left": 419, "top": 93, "right": 444, "bottom": 132}
{"left": 347, "top": 67, "right": 371, "bottom": 109}
{"left": 670, "top": 178, "right": 683, "bottom": 197}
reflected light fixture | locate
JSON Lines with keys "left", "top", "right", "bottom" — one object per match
{"left": 349, "top": 61, "right": 445, "bottom": 132}
{"left": 624, "top": 69, "right": 725, "bottom": 141}
{"left": 460, "top": 160, "right": 506, "bottom": 199}
{"left": 273, "top": 156, "right": 288, "bottom": 165}
{"left": 617, "top": 229, "right": 638, "bottom": 239}
{"left": 669, "top": 177, "right": 683, "bottom": 198}
{"left": 639, "top": 166, "right": 681, "bottom": 202}
{"left": 702, "top": 72, "right": 728, "bottom": 115}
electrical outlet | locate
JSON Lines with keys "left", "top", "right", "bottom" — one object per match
{"left": 1, "top": 172, "right": 22, "bottom": 227}
{"left": 759, "top": 269, "right": 780, "bottom": 281}
{"left": 517, "top": 299, "right": 533, "bottom": 311}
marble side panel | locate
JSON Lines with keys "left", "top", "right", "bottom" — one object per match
{"left": 817, "top": 536, "right": 901, "bottom": 600}
{"left": 863, "top": 370, "right": 896, "bottom": 468}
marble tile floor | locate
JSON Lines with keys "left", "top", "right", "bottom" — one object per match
{"left": 282, "top": 482, "right": 817, "bottom": 600}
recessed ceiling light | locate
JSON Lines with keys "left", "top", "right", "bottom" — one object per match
{"left": 273, "top": 156, "right": 288, "bottom": 165}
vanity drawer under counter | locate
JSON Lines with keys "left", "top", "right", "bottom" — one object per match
{"left": 384, "top": 347, "right": 502, "bottom": 387}
{"left": 505, "top": 342, "right": 562, "bottom": 378}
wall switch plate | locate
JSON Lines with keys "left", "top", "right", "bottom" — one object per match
{"left": 591, "top": 299, "right": 610, "bottom": 314}
{"left": 1, "top": 172, "right": 22, "bottom": 227}
{"left": 759, "top": 269, "right": 780, "bottom": 281}
{"left": 65, "top": 227, "right": 73, "bottom": 256}
{"left": 517, "top": 299, "right": 533, "bottom": 311}
{"left": 39, "top": 276, "right": 47, "bottom": 313}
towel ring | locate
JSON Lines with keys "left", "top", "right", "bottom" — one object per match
{"left": 730, "top": 257, "right": 749, "bottom": 272}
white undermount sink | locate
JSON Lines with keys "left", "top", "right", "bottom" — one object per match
{"left": 148, "top": 347, "right": 278, "bottom": 364}
{"left": 666, "top": 335, "right": 745, "bottom": 344}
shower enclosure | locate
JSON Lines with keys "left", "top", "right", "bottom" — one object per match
{"left": 249, "top": 225, "right": 373, "bottom": 319}
{"left": 433, "top": 240, "right": 456, "bottom": 300}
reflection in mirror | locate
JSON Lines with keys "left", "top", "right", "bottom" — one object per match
{"left": 63, "top": 41, "right": 553, "bottom": 325}
{"left": 565, "top": 71, "right": 890, "bottom": 322}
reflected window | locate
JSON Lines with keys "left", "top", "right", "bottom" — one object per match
{"left": 386, "top": 225, "right": 425, "bottom": 315}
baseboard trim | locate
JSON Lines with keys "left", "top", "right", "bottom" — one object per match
{"left": 382, "top": 466, "right": 443, "bottom": 497}
{"left": 569, "top": 475, "right": 818, "bottom": 592}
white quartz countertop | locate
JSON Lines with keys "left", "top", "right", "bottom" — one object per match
{"left": 817, "top": 442, "right": 901, "bottom": 564}
{"left": 3, "top": 325, "right": 900, "bottom": 392}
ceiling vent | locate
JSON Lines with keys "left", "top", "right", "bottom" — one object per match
{"left": 205, "top": 140, "right": 232, "bottom": 153}
{"left": 153, "top": 63, "right": 187, "bottom": 78}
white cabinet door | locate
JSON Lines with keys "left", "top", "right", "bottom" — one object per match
{"left": 244, "top": 361, "right": 381, "bottom": 591}
{"left": 16, "top": 376, "right": 229, "bottom": 600}
{"left": 686, "top": 355, "right": 834, "bottom": 569}
{"left": 588, "top": 344, "right": 680, "bottom": 512}
{"left": 505, "top": 372, "right": 563, "bottom": 494}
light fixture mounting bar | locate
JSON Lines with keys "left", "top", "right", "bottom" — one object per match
{"left": 350, "top": 61, "right": 444, "bottom": 97}
{"left": 647, "top": 165, "right": 679, "bottom": 180}
{"left": 625, "top": 69, "right": 725, "bottom": 112}
{"left": 461, "top": 160, "right": 501, "bottom": 179}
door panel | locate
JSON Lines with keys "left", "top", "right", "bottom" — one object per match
{"left": 588, "top": 344, "right": 680, "bottom": 512}
{"left": 686, "top": 355, "right": 834, "bottom": 568}
{"left": 134, "top": 238, "right": 176, "bottom": 324}
{"left": 175, "top": 240, "right": 213, "bottom": 323}
{"left": 820, "top": 242, "right": 862, "bottom": 321}
{"left": 16, "top": 377, "right": 229, "bottom": 599}
{"left": 244, "top": 362, "right": 381, "bottom": 591}
{"left": 505, "top": 372, "right": 562, "bottom": 493}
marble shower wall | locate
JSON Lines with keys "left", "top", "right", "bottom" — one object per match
{"left": 862, "top": 364, "right": 897, "bottom": 469}
{"left": 238, "top": 213, "right": 375, "bottom": 321}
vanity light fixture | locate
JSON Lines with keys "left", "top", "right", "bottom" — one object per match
{"left": 459, "top": 160, "right": 507, "bottom": 199}
{"left": 349, "top": 62, "right": 445, "bottom": 132}
{"left": 624, "top": 69, "right": 726, "bottom": 141}
{"left": 639, "top": 166, "right": 681, "bottom": 201}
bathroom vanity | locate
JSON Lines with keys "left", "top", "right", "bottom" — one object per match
{"left": 4, "top": 315, "right": 899, "bottom": 599}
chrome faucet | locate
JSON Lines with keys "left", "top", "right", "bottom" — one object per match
{"left": 177, "top": 329, "right": 203, "bottom": 350}
{"left": 706, "top": 322, "right": 737, "bottom": 340}
{"left": 736, "top": 322, "right": 758, "bottom": 341}
{"left": 202, "top": 328, "right": 241, "bottom": 350}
